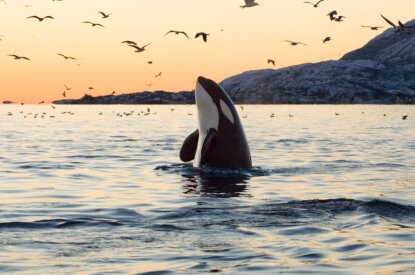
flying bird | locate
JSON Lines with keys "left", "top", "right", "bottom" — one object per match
{"left": 121, "top": 40, "right": 137, "bottom": 45}
{"left": 267, "top": 59, "right": 276, "bottom": 66}
{"left": 128, "top": 43, "right": 150, "bottom": 53}
{"left": 240, "top": 0, "right": 259, "bottom": 8}
{"left": 361, "top": 25, "right": 384, "bottom": 30}
{"left": 62, "top": 91, "right": 66, "bottom": 98}
{"left": 8, "top": 54, "right": 30, "bottom": 60}
{"left": 98, "top": 11, "right": 111, "bottom": 19}
{"left": 27, "top": 15, "right": 54, "bottom": 22}
{"left": 322, "top": 36, "right": 331, "bottom": 43}
{"left": 155, "top": 72, "right": 163, "bottom": 78}
{"left": 281, "top": 40, "right": 308, "bottom": 46}
{"left": 380, "top": 14, "right": 413, "bottom": 34}
{"left": 147, "top": 61, "right": 153, "bottom": 64}
{"left": 303, "top": 0, "right": 324, "bottom": 8}
{"left": 39, "top": 101, "right": 45, "bottom": 104}
{"left": 82, "top": 21, "right": 104, "bottom": 27}
{"left": 57, "top": 53, "right": 77, "bottom": 60}
{"left": 334, "top": 16, "right": 346, "bottom": 22}
{"left": 195, "top": 32, "right": 209, "bottom": 42}
{"left": 327, "top": 11, "right": 337, "bottom": 21}
{"left": 402, "top": 115, "right": 408, "bottom": 120}
{"left": 165, "top": 30, "right": 189, "bottom": 39}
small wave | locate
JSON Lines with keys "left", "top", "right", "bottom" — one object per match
{"left": 0, "top": 218, "right": 123, "bottom": 230}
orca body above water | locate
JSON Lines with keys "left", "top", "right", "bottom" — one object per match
{"left": 180, "top": 76, "right": 252, "bottom": 169}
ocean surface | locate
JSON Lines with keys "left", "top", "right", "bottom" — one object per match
{"left": 0, "top": 105, "right": 414, "bottom": 274}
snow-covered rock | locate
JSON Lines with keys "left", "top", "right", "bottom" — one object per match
{"left": 220, "top": 19, "right": 415, "bottom": 104}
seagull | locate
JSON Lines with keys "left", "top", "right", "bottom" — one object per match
{"left": 303, "top": 0, "right": 324, "bottom": 8}
{"left": 27, "top": 15, "right": 54, "bottom": 22}
{"left": 8, "top": 54, "right": 30, "bottom": 60}
{"left": 57, "top": 53, "right": 77, "bottom": 60}
{"left": 82, "top": 21, "right": 104, "bottom": 27}
{"left": 380, "top": 14, "right": 413, "bottom": 34}
{"left": 147, "top": 61, "right": 153, "bottom": 64}
{"left": 240, "top": 0, "right": 259, "bottom": 8}
{"left": 267, "top": 59, "right": 276, "bottom": 66}
{"left": 281, "top": 40, "right": 308, "bottom": 46}
{"left": 39, "top": 101, "right": 45, "bottom": 104}
{"left": 165, "top": 30, "right": 189, "bottom": 39}
{"left": 155, "top": 72, "right": 163, "bottom": 78}
{"left": 195, "top": 32, "right": 209, "bottom": 42}
{"left": 98, "top": 11, "right": 111, "bottom": 19}
{"left": 88, "top": 87, "right": 94, "bottom": 90}
{"left": 128, "top": 43, "right": 150, "bottom": 53}
{"left": 62, "top": 91, "right": 66, "bottom": 98}
{"left": 402, "top": 115, "right": 408, "bottom": 120}
{"left": 361, "top": 25, "right": 384, "bottom": 30}
{"left": 121, "top": 40, "right": 137, "bottom": 45}
{"left": 64, "top": 85, "right": 71, "bottom": 90}
{"left": 322, "top": 36, "right": 331, "bottom": 43}
{"left": 334, "top": 16, "right": 346, "bottom": 22}
{"left": 327, "top": 11, "right": 337, "bottom": 21}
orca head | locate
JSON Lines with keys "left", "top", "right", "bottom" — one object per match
{"left": 195, "top": 76, "right": 236, "bottom": 133}
{"left": 194, "top": 76, "right": 238, "bottom": 168}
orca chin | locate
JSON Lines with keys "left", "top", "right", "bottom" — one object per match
{"left": 180, "top": 76, "right": 252, "bottom": 169}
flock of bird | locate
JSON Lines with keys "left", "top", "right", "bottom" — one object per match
{"left": 3, "top": 106, "right": 410, "bottom": 121}
{"left": 1, "top": 0, "right": 413, "bottom": 104}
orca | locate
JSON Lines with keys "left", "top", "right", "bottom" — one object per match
{"left": 180, "top": 76, "right": 252, "bottom": 169}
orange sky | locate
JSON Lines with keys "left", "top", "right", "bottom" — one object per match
{"left": 0, "top": 0, "right": 414, "bottom": 103}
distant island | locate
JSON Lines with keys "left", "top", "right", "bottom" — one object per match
{"left": 54, "top": 19, "right": 415, "bottom": 105}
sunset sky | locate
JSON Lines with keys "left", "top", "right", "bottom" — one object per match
{"left": 1, "top": 0, "right": 414, "bottom": 103}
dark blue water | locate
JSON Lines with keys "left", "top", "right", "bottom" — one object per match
{"left": 0, "top": 105, "right": 414, "bottom": 274}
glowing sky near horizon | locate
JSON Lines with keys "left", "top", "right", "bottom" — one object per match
{"left": 0, "top": 0, "right": 414, "bottom": 103}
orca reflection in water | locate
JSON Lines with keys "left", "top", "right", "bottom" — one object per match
{"left": 180, "top": 77, "right": 252, "bottom": 169}
{"left": 182, "top": 175, "right": 250, "bottom": 198}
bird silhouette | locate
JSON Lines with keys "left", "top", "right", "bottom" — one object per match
{"left": 195, "top": 32, "right": 209, "bottom": 42}
{"left": 155, "top": 72, "right": 163, "bottom": 78}
{"left": 82, "top": 21, "right": 104, "bottom": 27}
{"left": 322, "top": 36, "right": 331, "bottom": 43}
{"left": 303, "top": 0, "right": 324, "bottom": 8}
{"left": 241, "top": 0, "right": 259, "bottom": 8}
{"left": 8, "top": 54, "right": 30, "bottom": 60}
{"left": 128, "top": 43, "right": 150, "bottom": 53}
{"left": 57, "top": 53, "right": 77, "bottom": 60}
{"left": 98, "top": 11, "right": 111, "bottom": 19}
{"left": 121, "top": 40, "right": 137, "bottom": 45}
{"left": 39, "top": 101, "right": 45, "bottom": 104}
{"left": 381, "top": 14, "right": 413, "bottom": 34}
{"left": 27, "top": 15, "right": 54, "bottom": 22}
{"left": 147, "top": 61, "right": 153, "bottom": 64}
{"left": 267, "top": 59, "right": 276, "bottom": 66}
{"left": 327, "top": 11, "right": 337, "bottom": 21}
{"left": 334, "top": 16, "right": 345, "bottom": 22}
{"left": 64, "top": 85, "right": 71, "bottom": 91}
{"left": 281, "top": 40, "right": 308, "bottom": 46}
{"left": 402, "top": 115, "right": 408, "bottom": 120}
{"left": 361, "top": 25, "right": 384, "bottom": 30}
{"left": 270, "top": 113, "right": 275, "bottom": 118}
{"left": 62, "top": 91, "right": 66, "bottom": 98}
{"left": 165, "top": 30, "right": 189, "bottom": 39}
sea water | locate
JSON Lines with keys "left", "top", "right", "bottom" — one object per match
{"left": 0, "top": 105, "right": 414, "bottom": 274}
